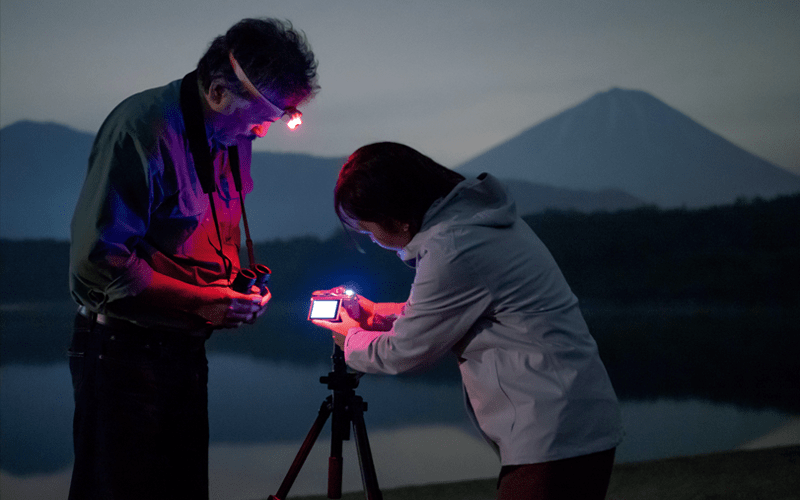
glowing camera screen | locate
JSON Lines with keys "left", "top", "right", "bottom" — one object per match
{"left": 308, "top": 298, "right": 341, "bottom": 321}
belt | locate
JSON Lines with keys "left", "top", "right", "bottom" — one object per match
{"left": 77, "top": 305, "right": 212, "bottom": 338}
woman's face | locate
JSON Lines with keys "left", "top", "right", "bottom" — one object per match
{"left": 357, "top": 220, "right": 412, "bottom": 251}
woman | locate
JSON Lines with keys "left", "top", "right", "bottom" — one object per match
{"left": 312, "top": 142, "right": 623, "bottom": 500}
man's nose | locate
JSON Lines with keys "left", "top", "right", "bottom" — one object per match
{"left": 251, "top": 122, "right": 271, "bottom": 138}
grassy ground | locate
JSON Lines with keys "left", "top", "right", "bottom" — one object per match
{"left": 283, "top": 445, "right": 800, "bottom": 500}
{"left": 605, "top": 445, "right": 799, "bottom": 500}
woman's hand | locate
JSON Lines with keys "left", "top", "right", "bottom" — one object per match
{"left": 311, "top": 286, "right": 373, "bottom": 326}
{"left": 309, "top": 286, "right": 399, "bottom": 345}
{"left": 311, "top": 307, "right": 361, "bottom": 348}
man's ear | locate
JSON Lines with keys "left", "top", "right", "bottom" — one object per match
{"left": 205, "top": 79, "right": 237, "bottom": 114}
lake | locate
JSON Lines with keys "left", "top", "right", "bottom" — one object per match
{"left": 0, "top": 354, "right": 792, "bottom": 500}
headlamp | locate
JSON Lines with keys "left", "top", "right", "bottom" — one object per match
{"left": 285, "top": 109, "right": 302, "bottom": 130}
{"left": 229, "top": 51, "right": 302, "bottom": 130}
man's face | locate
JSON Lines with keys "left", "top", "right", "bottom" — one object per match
{"left": 208, "top": 92, "right": 284, "bottom": 147}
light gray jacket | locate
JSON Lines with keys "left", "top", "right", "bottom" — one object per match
{"left": 344, "top": 173, "right": 624, "bottom": 464}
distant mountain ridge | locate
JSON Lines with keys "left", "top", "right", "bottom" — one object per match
{"left": 4, "top": 90, "right": 799, "bottom": 240}
{"left": 0, "top": 121, "right": 95, "bottom": 240}
{"left": 458, "top": 88, "right": 800, "bottom": 207}
{"left": 0, "top": 120, "right": 643, "bottom": 240}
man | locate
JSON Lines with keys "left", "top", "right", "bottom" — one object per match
{"left": 68, "top": 18, "right": 318, "bottom": 499}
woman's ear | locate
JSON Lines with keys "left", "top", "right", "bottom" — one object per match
{"left": 391, "top": 220, "right": 415, "bottom": 239}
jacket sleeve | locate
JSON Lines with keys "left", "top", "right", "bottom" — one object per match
{"left": 69, "top": 128, "right": 156, "bottom": 311}
{"left": 344, "top": 229, "right": 492, "bottom": 374}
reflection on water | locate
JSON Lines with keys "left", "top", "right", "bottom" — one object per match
{"left": 0, "top": 355, "right": 793, "bottom": 499}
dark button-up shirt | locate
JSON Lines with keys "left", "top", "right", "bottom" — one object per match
{"left": 70, "top": 79, "right": 253, "bottom": 329}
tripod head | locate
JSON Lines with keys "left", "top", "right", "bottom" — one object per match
{"left": 320, "top": 344, "right": 362, "bottom": 393}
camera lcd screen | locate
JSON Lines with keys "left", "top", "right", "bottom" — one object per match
{"left": 308, "top": 299, "right": 341, "bottom": 320}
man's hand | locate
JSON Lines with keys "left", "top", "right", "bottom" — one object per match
{"left": 244, "top": 287, "right": 271, "bottom": 324}
{"left": 196, "top": 286, "right": 271, "bottom": 328}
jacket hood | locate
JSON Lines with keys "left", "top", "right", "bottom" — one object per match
{"left": 400, "top": 173, "right": 517, "bottom": 263}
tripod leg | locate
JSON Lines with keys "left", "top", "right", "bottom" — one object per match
{"left": 327, "top": 391, "right": 349, "bottom": 499}
{"left": 351, "top": 397, "right": 383, "bottom": 500}
{"left": 269, "top": 398, "right": 332, "bottom": 500}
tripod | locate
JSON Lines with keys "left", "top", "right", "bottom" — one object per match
{"left": 268, "top": 344, "right": 383, "bottom": 500}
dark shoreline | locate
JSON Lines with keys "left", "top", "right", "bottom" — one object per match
{"left": 286, "top": 444, "right": 800, "bottom": 500}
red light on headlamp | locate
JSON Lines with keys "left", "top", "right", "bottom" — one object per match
{"left": 230, "top": 51, "right": 304, "bottom": 131}
{"left": 285, "top": 110, "right": 302, "bottom": 130}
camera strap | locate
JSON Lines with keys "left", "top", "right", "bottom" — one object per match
{"left": 229, "top": 148, "right": 257, "bottom": 269}
{"left": 179, "top": 70, "right": 252, "bottom": 279}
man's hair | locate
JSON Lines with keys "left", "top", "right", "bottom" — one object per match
{"left": 335, "top": 142, "right": 466, "bottom": 234}
{"left": 197, "top": 18, "right": 319, "bottom": 106}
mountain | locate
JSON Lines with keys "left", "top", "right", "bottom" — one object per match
{"left": 504, "top": 179, "right": 643, "bottom": 215}
{"left": 0, "top": 121, "right": 643, "bottom": 240}
{"left": 3, "top": 91, "right": 799, "bottom": 239}
{"left": 0, "top": 121, "right": 347, "bottom": 241}
{"left": 457, "top": 88, "right": 800, "bottom": 207}
{"left": 245, "top": 157, "right": 644, "bottom": 239}
{"left": 0, "top": 121, "right": 95, "bottom": 240}
{"left": 245, "top": 152, "right": 344, "bottom": 239}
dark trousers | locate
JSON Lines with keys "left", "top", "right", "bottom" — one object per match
{"left": 68, "top": 313, "right": 210, "bottom": 500}
{"left": 497, "top": 448, "right": 616, "bottom": 500}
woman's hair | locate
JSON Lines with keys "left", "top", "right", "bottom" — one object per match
{"left": 334, "top": 142, "right": 466, "bottom": 234}
{"left": 197, "top": 18, "right": 319, "bottom": 106}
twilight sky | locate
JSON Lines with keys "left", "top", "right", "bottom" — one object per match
{"left": 1, "top": 0, "right": 798, "bottom": 175}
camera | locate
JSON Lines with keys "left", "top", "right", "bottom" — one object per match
{"left": 308, "top": 289, "right": 355, "bottom": 322}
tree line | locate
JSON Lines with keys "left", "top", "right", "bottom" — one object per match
{"left": 2, "top": 193, "right": 798, "bottom": 306}
{"left": 2, "top": 193, "right": 798, "bottom": 412}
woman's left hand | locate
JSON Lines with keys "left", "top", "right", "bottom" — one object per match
{"left": 311, "top": 308, "right": 361, "bottom": 348}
